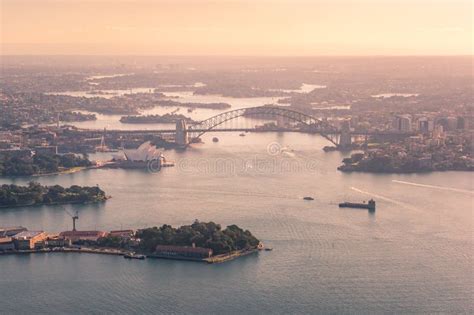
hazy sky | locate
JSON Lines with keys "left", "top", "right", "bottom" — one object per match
{"left": 0, "top": 0, "right": 472, "bottom": 55}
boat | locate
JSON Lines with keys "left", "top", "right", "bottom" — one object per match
{"left": 124, "top": 253, "right": 146, "bottom": 260}
{"left": 339, "top": 199, "right": 376, "bottom": 211}
{"left": 264, "top": 247, "right": 273, "bottom": 251}
{"left": 303, "top": 196, "right": 314, "bottom": 201}
{"left": 239, "top": 133, "right": 246, "bottom": 137}
{"left": 212, "top": 137, "right": 219, "bottom": 142}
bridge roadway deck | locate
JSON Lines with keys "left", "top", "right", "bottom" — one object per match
{"left": 76, "top": 128, "right": 337, "bottom": 135}
{"left": 76, "top": 128, "right": 412, "bottom": 137}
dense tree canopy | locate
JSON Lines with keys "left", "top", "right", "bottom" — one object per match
{"left": 0, "top": 182, "right": 107, "bottom": 207}
{"left": 136, "top": 221, "right": 260, "bottom": 255}
{"left": 0, "top": 153, "right": 92, "bottom": 176}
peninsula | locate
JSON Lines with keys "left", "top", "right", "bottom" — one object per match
{"left": 0, "top": 182, "right": 108, "bottom": 208}
{"left": 0, "top": 153, "right": 93, "bottom": 177}
{"left": 338, "top": 151, "right": 473, "bottom": 173}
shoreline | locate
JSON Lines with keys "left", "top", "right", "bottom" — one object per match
{"left": 0, "top": 247, "right": 260, "bottom": 264}
{"left": 31, "top": 166, "right": 97, "bottom": 177}
{"left": 0, "top": 165, "right": 102, "bottom": 179}
{"left": 0, "top": 198, "right": 109, "bottom": 209}
{"left": 338, "top": 168, "right": 473, "bottom": 174}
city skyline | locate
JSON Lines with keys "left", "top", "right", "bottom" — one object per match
{"left": 0, "top": 1, "right": 472, "bottom": 313}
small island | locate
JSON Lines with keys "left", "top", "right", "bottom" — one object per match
{"left": 120, "top": 113, "right": 197, "bottom": 124}
{"left": 0, "top": 221, "right": 262, "bottom": 264}
{"left": 136, "top": 221, "right": 260, "bottom": 259}
{"left": 0, "top": 182, "right": 108, "bottom": 208}
{"left": 95, "top": 221, "right": 260, "bottom": 262}
{"left": 0, "top": 153, "right": 93, "bottom": 177}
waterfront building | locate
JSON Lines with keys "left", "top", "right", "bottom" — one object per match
{"left": 155, "top": 245, "right": 213, "bottom": 259}
{"left": 12, "top": 231, "right": 47, "bottom": 250}
{"left": 45, "top": 234, "right": 71, "bottom": 247}
{"left": 112, "top": 141, "right": 164, "bottom": 168}
{"left": 59, "top": 230, "right": 108, "bottom": 243}
{"left": 0, "top": 226, "right": 27, "bottom": 237}
{"left": 0, "top": 237, "right": 15, "bottom": 251}
{"left": 109, "top": 230, "right": 134, "bottom": 239}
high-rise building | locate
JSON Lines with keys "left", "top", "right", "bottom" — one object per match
{"left": 436, "top": 117, "right": 457, "bottom": 131}
{"left": 418, "top": 117, "right": 434, "bottom": 133}
{"left": 392, "top": 115, "right": 412, "bottom": 132}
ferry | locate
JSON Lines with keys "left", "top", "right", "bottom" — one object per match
{"left": 124, "top": 253, "right": 146, "bottom": 260}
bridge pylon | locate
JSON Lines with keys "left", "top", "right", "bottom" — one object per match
{"left": 175, "top": 119, "right": 188, "bottom": 147}
{"left": 338, "top": 120, "right": 351, "bottom": 148}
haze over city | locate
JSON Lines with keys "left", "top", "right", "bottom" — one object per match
{"left": 1, "top": 0, "right": 472, "bottom": 55}
{"left": 0, "top": 0, "right": 472, "bottom": 314}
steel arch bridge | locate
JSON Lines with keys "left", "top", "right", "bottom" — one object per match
{"left": 188, "top": 106, "right": 340, "bottom": 145}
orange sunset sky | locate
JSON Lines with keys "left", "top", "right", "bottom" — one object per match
{"left": 0, "top": 0, "right": 472, "bottom": 55}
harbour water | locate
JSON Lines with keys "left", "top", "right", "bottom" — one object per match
{"left": 0, "top": 132, "right": 472, "bottom": 313}
{"left": 63, "top": 92, "right": 283, "bottom": 130}
{"left": 371, "top": 93, "right": 419, "bottom": 98}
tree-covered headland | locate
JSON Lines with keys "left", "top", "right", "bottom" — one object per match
{"left": 0, "top": 182, "right": 107, "bottom": 207}
{"left": 0, "top": 153, "right": 92, "bottom": 176}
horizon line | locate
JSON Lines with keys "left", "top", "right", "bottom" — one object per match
{"left": 1, "top": 54, "right": 473, "bottom": 58}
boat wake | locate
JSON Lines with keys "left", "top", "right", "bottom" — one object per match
{"left": 350, "top": 186, "right": 419, "bottom": 211}
{"left": 392, "top": 180, "right": 473, "bottom": 195}
{"left": 158, "top": 186, "right": 299, "bottom": 200}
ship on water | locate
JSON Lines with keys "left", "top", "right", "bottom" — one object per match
{"left": 124, "top": 252, "right": 146, "bottom": 260}
{"left": 339, "top": 199, "right": 376, "bottom": 211}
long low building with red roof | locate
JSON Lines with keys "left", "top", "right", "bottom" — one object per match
{"left": 155, "top": 245, "right": 213, "bottom": 259}
{"left": 108, "top": 230, "right": 134, "bottom": 239}
{"left": 59, "top": 231, "right": 108, "bottom": 243}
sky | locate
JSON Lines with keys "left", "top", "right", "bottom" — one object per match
{"left": 0, "top": 0, "right": 472, "bottom": 55}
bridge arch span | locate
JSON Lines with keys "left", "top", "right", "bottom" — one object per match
{"left": 188, "top": 106, "right": 340, "bottom": 145}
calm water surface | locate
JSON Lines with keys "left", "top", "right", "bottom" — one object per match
{"left": 66, "top": 92, "right": 283, "bottom": 130}
{"left": 0, "top": 133, "right": 472, "bottom": 314}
